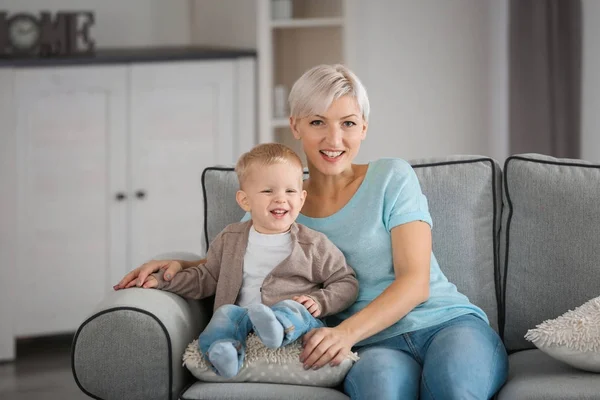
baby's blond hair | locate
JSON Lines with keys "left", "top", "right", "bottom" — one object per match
{"left": 235, "top": 143, "right": 303, "bottom": 187}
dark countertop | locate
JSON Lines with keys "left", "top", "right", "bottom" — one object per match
{"left": 0, "top": 46, "right": 257, "bottom": 67}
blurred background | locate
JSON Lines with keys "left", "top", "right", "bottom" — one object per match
{"left": 0, "top": 0, "right": 596, "bottom": 398}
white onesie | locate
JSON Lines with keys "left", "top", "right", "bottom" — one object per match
{"left": 235, "top": 226, "right": 292, "bottom": 307}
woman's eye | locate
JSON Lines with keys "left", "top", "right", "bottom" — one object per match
{"left": 309, "top": 120, "right": 323, "bottom": 126}
{"left": 343, "top": 121, "right": 356, "bottom": 127}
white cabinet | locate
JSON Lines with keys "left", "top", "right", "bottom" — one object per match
{"left": 0, "top": 57, "right": 255, "bottom": 361}
{"left": 12, "top": 66, "right": 129, "bottom": 338}
{"left": 129, "top": 61, "right": 236, "bottom": 268}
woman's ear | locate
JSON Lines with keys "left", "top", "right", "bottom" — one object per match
{"left": 290, "top": 116, "right": 301, "bottom": 140}
{"left": 361, "top": 119, "right": 368, "bottom": 140}
{"left": 236, "top": 190, "right": 251, "bottom": 212}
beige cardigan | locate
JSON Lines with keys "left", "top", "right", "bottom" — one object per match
{"left": 152, "top": 221, "right": 358, "bottom": 317}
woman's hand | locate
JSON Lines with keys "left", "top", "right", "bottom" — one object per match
{"left": 113, "top": 260, "right": 182, "bottom": 290}
{"left": 300, "top": 326, "right": 356, "bottom": 370}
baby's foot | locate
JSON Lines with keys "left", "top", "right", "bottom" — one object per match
{"left": 208, "top": 342, "right": 239, "bottom": 378}
{"left": 247, "top": 304, "right": 284, "bottom": 348}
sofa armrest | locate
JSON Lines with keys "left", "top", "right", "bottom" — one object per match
{"left": 72, "top": 252, "right": 212, "bottom": 400}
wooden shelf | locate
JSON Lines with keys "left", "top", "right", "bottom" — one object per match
{"left": 272, "top": 118, "right": 290, "bottom": 128}
{"left": 271, "top": 17, "right": 344, "bottom": 29}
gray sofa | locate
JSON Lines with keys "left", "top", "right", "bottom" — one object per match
{"left": 71, "top": 153, "right": 600, "bottom": 400}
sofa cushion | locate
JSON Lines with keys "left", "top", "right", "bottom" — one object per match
{"left": 496, "top": 349, "right": 600, "bottom": 400}
{"left": 180, "top": 382, "right": 349, "bottom": 400}
{"left": 411, "top": 156, "right": 502, "bottom": 332}
{"left": 501, "top": 154, "right": 600, "bottom": 351}
{"left": 201, "top": 167, "right": 245, "bottom": 252}
{"left": 202, "top": 156, "right": 502, "bottom": 331}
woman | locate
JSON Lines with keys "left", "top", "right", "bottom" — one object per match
{"left": 115, "top": 64, "right": 508, "bottom": 399}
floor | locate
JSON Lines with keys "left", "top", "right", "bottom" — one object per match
{"left": 0, "top": 334, "right": 89, "bottom": 400}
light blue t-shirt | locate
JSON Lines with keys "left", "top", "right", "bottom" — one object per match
{"left": 245, "top": 158, "right": 488, "bottom": 346}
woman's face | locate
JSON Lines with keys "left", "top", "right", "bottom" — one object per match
{"left": 291, "top": 96, "right": 367, "bottom": 176}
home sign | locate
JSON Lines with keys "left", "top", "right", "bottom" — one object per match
{"left": 0, "top": 11, "right": 95, "bottom": 57}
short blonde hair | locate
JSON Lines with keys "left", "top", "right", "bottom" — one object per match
{"left": 235, "top": 143, "right": 303, "bottom": 187}
{"left": 289, "top": 64, "right": 370, "bottom": 122}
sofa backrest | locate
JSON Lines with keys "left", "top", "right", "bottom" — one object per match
{"left": 201, "top": 167, "right": 247, "bottom": 253}
{"left": 411, "top": 156, "right": 502, "bottom": 332}
{"left": 500, "top": 153, "right": 600, "bottom": 352}
{"left": 202, "top": 155, "right": 502, "bottom": 332}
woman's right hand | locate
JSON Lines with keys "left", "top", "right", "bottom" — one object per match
{"left": 113, "top": 260, "right": 183, "bottom": 290}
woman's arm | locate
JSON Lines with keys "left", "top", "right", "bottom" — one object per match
{"left": 338, "top": 221, "right": 431, "bottom": 341}
{"left": 300, "top": 220, "right": 431, "bottom": 369}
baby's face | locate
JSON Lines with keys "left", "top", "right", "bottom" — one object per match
{"left": 240, "top": 162, "right": 306, "bottom": 234}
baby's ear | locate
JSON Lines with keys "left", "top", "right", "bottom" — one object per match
{"left": 236, "top": 190, "right": 251, "bottom": 212}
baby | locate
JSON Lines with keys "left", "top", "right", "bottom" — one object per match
{"left": 141, "top": 143, "right": 358, "bottom": 378}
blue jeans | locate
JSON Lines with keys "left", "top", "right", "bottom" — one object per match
{"left": 198, "top": 300, "right": 324, "bottom": 370}
{"left": 344, "top": 314, "right": 508, "bottom": 400}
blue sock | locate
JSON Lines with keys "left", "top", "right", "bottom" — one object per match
{"left": 247, "top": 304, "right": 284, "bottom": 348}
{"left": 208, "top": 342, "right": 239, "bottom": 378}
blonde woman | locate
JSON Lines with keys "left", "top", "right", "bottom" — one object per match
{"left": 116, "top": 64, "right": 508, "bottom": 399}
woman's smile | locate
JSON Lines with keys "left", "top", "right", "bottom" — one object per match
{"left": 320, "top": 150, "right": 346, "bottom": 162}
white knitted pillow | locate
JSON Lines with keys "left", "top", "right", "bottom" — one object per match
{"left": 525, "top": 296, "right": 600, "bottom": 372}
{"left": 183, "top": 333, "right": 359, "bottom": 386}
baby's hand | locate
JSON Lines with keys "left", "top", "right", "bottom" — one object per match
{"left": 141, "top": 275, "right": 158, "bottom": 289}
{"left": 293, "top": 295, "right": 321, "bottom": 317}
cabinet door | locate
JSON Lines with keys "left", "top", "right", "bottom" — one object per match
{"left": 129, "top": 61, "right": 236, "bottom": 267}
{"left": 14, "top": 66, "right": 128, "bottom": 336}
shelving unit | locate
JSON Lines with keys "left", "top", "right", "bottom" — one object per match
{"left": 257, "top": 0, "right": 347, "bottom": 162}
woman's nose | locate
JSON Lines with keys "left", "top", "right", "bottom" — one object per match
{"left": 325, "top": 126, "right": 343, "bottom": 146}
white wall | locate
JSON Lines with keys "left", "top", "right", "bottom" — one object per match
{"left": 0, "top": 0, "right": 192, "bottom": 47}
{"left": 487, "top": 0, "right": 509, "bottom": 163}
{"left": 582, "top": 0, "right": 600, "bottom": 162}
{"left": 190, "top": 0, "right": 257, "bottom": 49}
{"left": 346, "top": 0, "right": 495, "bottom": 162}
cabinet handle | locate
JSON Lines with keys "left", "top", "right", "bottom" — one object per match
{"left": 136, "top": 190, "right": 146, "bottom": 199}
{"left": 115, "top": 192, "right": 127, "bottom": 201}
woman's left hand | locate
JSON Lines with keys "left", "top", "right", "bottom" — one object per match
{"left": 300, "top": 326, "right": 356, "bottom": 370}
